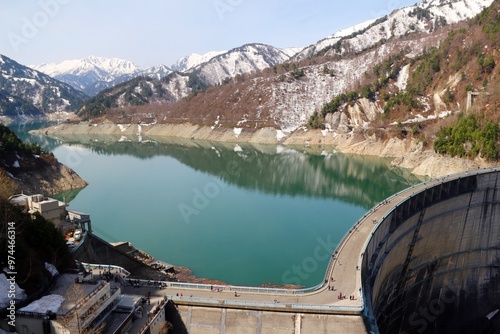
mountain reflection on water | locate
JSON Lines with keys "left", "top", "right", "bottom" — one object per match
{"left": 23, "top": 131, "right": 422, "bottom": 210}
{"left": 10, "top": 124, "right": 424, "bottom": 286}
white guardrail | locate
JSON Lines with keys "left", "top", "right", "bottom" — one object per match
{"left": 166, "top": 295, "right": 363, "bottom": 313}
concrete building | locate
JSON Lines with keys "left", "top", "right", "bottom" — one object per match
{"left": 16, "top": 273, "right": 121, "bottom": 334}
{"left": 9, "top": 193, "right": 67, "bottom": 227}
{"left": 15, "top": 268, "right": 171, "bottom": 334}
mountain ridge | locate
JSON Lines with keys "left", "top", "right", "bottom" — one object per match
{"left": 171, "top": 50, "right": 227, "bottom": 72}
{"left": 294, "top": 0, "right": 493, "bottom": 61}
{"left": 0, "top": 55, "right": 87, "bottom": 119}
{"left": 31, "top": 56, "right": 172, "bottom": 96}
{"left": 75, "top": 43, "right": 298, "bottom": 119}
{"left": 74, "top": 0, "right": 494, "bottom": 129}
{"left": 3, "top": 0, "right": 496, "bottom": 131}
{"left": 30, "top": 43, "right": 299, "bottom": 97}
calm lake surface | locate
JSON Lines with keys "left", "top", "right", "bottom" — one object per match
{"left": 12, "top": 122, "right": 422, "bottom": 288}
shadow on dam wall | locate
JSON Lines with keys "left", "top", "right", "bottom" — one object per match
{"left": 73, "top": 232, "right": 170, "bottom": 280}
{"left": 362, "top": 170, "right": 500, "bottom": 334}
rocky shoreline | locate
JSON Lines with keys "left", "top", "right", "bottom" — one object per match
{"left": 35, "top": 121, "right": 496, "bottom": 178}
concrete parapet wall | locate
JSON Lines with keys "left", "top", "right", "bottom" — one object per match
{"left": 363, "top": 170, "right": 500, "bottom": 334}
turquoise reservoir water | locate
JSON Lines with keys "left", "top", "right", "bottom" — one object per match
{"left": 14, "top": 124, "right": 421, "bottom": 287}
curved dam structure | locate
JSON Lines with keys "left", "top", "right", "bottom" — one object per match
{"left": 362, "top": 168, "right": 500, "bottom": 334}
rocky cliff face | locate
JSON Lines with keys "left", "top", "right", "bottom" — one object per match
{"left": 10, "top": 160, "right": 88, "bottom": 196}
{"left": 0, "top": 124, "right": 87, "bottom": 196}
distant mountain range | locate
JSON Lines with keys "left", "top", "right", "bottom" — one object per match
{"left": 30, "top": 56, "right": 171, "bottom": 96}
{"left": 0, "top": 0, "right": 494, "bottom": 125}
{"left": 75, "top": 43, "right": 301, "bottom": 119}
{"left": 30, "top": 45, "right": 300, "bottom": 97}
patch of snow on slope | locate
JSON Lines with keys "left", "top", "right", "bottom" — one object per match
{"left": 119, "top": 136, "right": 130, "bottom": 142}
{"left": 117, "top": 124, "right": 129, "bottom": 132}
{"left": 280, "top": 47, "right": 303, "bottom": 58}
{"left": 276, "top": 130, "right": 285, "bottom": 141}
{"left": 396, "top": 64, "right": 410, "bottom": 91}
{"left": 212, "top": 115, "right": 220, "bottom": 130}
{"left": 19, "top": 294, "right": 64, "bottom": 313}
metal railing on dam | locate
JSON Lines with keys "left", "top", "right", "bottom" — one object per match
{"left": 121, "top": 279, "right": 364, "bottom": 314}
{"left": 165, "top": 295, "right": 363, "bottom": 314}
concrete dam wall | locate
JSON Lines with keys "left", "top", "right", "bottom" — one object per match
{"left": 362, "top": 170, "right": 500, "bottom": 334}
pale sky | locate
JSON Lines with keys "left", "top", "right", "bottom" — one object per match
{"left": 1, "top": 0, "right": 417, "bottom": 68}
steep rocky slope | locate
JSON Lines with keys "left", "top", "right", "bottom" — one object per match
{"left": 295, "top": 0, "right": 493, "bottom": 61}
{"left": 0, "top": 124, "right": 87, "bottom": 196}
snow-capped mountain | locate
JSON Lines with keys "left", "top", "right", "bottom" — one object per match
{"left": 171, "top": 50, "right": 227, "bottom": 72}
{"left": 77, "top": 73, "right": 189, "bottom": 120}
{"left": 31, "top": 56, "right": 173, "bottom": 96}
{"left": 295, "top": 0, "right": 493, "bottom": 60}
{"left": 77, "top": 43, "right": 299, "bottom": 116}
{"left": 76, "top": 0, "right": 494, "bottom": 123}
{"left": 141, "top": 64, "right": 172, "bottom": 80}
{"left": 32, "top": 43, "right": 298, "bottom": 99}
{"left": 22, "top": 0, "right": 496, "bottom": 129}
{"left": 104, "top": 0, "right": 492, "bottom": 133}
{"left": 189, "top": 43, "right": 296, "bottom": 86}
{"left": 0, "top": 55, "right": 87, "bottom": 118}
{"left": 49, "top": 56, "right": 139, "bottom": 77}
{"left": 33, "top": 44, "right": 298, "bottom": 98}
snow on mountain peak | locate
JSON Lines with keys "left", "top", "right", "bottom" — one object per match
{"left": 30, "top": 56, "right": 170, "bottom": 96}
{"left": 31, "top": 56, "right": 141, "bottom": 79}
{"left": 294, "top": 0, "right": 494, "bottom": 61}
{"left": 85, "top": 55, "right": 140, "bottom": 75}
{"left": 331, "top": 18, "right": 378, "bottom": 39}
{"left": 171, "top": 50, "right": 227, "bottom": 72}
{"left": 142, "top": 64, "right": 172, "bottom": 80}
{"left": 280, "top": 47, "right": 303, "bottom": 58}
